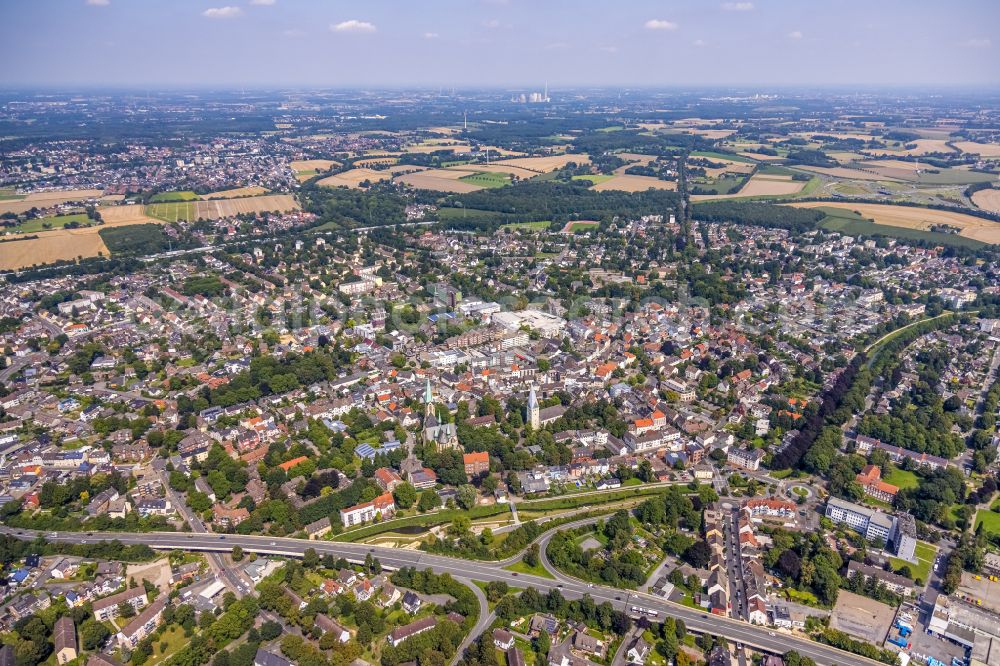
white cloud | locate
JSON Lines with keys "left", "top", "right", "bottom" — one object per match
{"left": 250, "top": 0, "right": 276, "bottom": 5}
{"left": 722, "top": 2, "right": 754, "bottom": 10}
{"left": 599, "top": 45, "right": 619, "bottom": 53}
{"left": 788, "top": 30, "right": 803, "bottom": 39}
{"left": 331, "top": 20, "right": 376, "bottom": 33}
{"left": 423, "top": 32, "right": 440, "bottom": 39}
{"left": 962, "top": 38, "right": 991, "bottom": 48}
{"left": 86, "top": 0, "right": 110, "bottom": 5}
{"left": 483, "top": 19, "right": 501, "bottom": 29}
{"left": 644, "top": 19, "right": 678, "bottom": 31}
{"left": 282, "top": 28, "right": 304, "bottom": 37}
{"left": 693, "top": 39, "right": 707, "bottom": 47}
{"left": 545, "top": 42, "right": 570, "bottom": 50}
{"left": 202, "top": 6, "right": 242, "bottom": 19}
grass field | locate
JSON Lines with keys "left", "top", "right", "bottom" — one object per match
{"left": 883, "top": 467, "right": 919, "bottom": 490}
{"left": 572, "top": 174, "right": 615, "bottom": 185}
{"left": 502, "top": 559, "right": 555, "bottom": 579}
{"left": 890, "top": 541, "right": 936, "bottom": 583}
{"left": 7, "top": 213, "right": 96, "bottom": 234}
{"left": 690, "top": 150, "right": 757, "bottom": 163}
{"left": 813, "top": 205, "right": 988, "bottom": 249}
{"left": 150, "top": 190, "right": 199, "bottom": 202}
{"left": 0, "top": 188, "right": 24, "bottom": 201}
{"left": 458, "top": 171, "right": 512, "bottom": 188}
{"left": 975, "top": 508, "right": 1000, "bottom": 537}
{"left": 501, "top": 221, "right": 551, "bottom": 231}
{"left": 146, "top": 201, "right": 197, "bottom": 222}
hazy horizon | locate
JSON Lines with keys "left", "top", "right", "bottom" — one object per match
{"left": 0, "top": 0, "right": 997, "bottom": 88}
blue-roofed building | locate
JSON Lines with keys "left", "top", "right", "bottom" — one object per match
{"left": 380, "top": 440, "right": 401, "bottom": 452}
{"left": 12, "top": 569, "right": 30, "bottom": 585}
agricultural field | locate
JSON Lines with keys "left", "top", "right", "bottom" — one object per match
{"left": 862, "top": 139, "right": 957, "bottom": 157}
{"left": 952, "top": 141, "right": 1000, "bottom": 157}
{"left": 353, "top": 157, "right": 399, "bottom": 168}
{"left": 290, "top": 159, "right": 339, "bottom": 180}
{"left": 591, "top": 175, "right": 678, "bottom": 192}
{"left": 0, "top": 188, "right": 104, "bottom": 215}
{"left": 0, "top": 227, "right": 111, "bottom": 270}
{"left": 489, "top": 154, "right": 590, "bottom": 173}
{"left": 146, "top": 201, "right": 198, "bottom": 222}
{"left": 150, "top": 190, "right": 199, "bottom": 202}
{"left": 0, "top": 188, "right": 24, "bottom": 201}
{"left": 789, "top": 201, "right": 1000, "bottom": 245}
{"left": 458, "top": 171, "right": 512, "bottom": 189}
{"left": 2, "top": 213, "right": 96, "bottom": 234}
{"left": 395, "top": 169, "right": 482, "bottom": 193}
{"left": 972, "top": 188, "right": 1000, "bottom": 214}
{"left": 98, "top": 204, "right": 159, "bottom": 226}
{"left": 146, "top": 194, "right": 298, "bottom": 221}
{"left": 571, "top": 174, "right": 615, "bottom": 185}
{"left": 691, "top": 173, "right": 806, "bottom": 201}
{"left": 203, "top": 186, "right": 268, "bottom": 199}
{"left": 318, "top": 166, "right": 419, "bottom": 189}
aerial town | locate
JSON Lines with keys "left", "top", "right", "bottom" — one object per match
{"left": 1, "top": 6, "right": 1000, "bottom": 666}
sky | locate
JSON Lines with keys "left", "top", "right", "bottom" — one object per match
{"left": 0, "top": 0, "right": 997, "bottom": 89}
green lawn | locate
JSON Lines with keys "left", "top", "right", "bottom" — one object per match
{"left": 150, "top": 190, "right": 199, "bottom": 202}
{"left": 146, "top": 201, "right": 197, "bottom": 222}
{"left": 975, "top": 508, "right": 1000, "bottom": 537}
{"left": 7, "top": 213, "right": 96, "bottom": 233}
{"left": 883, "top": 467, "right": 919, "bottom": 490}
{"left": 890, "top": 540, "right": 936, "bottom": 583}
{"left": 0, "top": 188, "right": 24, "bottom": 201}
{"left": 458, "top": 171, "right": 511, "bottom": 188}
{"left": 501, "top": 221, "right": 551, "bottom": 231}
{"left": 572, "top": 174, "right": 614, "bottom": 185}
{"left": 565, "top": 221, "right": 600, "bottom": 232}
{"left": 146, "top": 625, "right": 189, "bottom": 666}
{"left": 503, "top": 559, "right": 555, "bottom": 579}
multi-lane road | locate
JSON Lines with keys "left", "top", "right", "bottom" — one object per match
{"left": 0, "top": 526, "right": 882, "bottom": 666}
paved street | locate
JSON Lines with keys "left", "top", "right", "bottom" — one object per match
{"left": 0, "top": 525, "right": 885, "bottom": 666}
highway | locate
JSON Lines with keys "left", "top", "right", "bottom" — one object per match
{"left": 0, "top": 526, "right": 883, "bottom": 666}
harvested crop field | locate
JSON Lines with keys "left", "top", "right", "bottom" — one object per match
{"left": 972, "top": 189, "right": 1000, "bottom": 214}
{"left": 98, "top": 204, "right": 159, "bottom": 225}
{"left": 0, "top": 226, "right": 111, "bottom": 270}
{"left": 786, "top": 201, "right": 1000, "bottom": 244}
{"left": 291, "top": 159, "right": 339, "bottom": 172}
{"left": 402, "top": 142, "right": 472, "bottom": 154}
{"left": 0, "top": 188, "right": 104, "bottom": 215}
{"left": 204, "top": 186, "right": 268, "bottom": 199}
{"left": 864, "top": 139, "right": 957, "bottom": 157}
{"left": 490, "top": 154, "right": 590, "bottom": 173}
{"left": 395, "top": 169, "right": 483, "bottom": 193}
{"left": 353, "top": 157, "right": 399, "bottom": 168}
{"left": 952, "top": 141, "right": 1000, "bottom": 157}
{"left": 318, "top": 168, "right": 394, "bottom": 189}
{"left": 147, "top": 195, "right": 299, "bottom": 221}
{"left": 446, "top": 162, "right": 540, "bottom": 179}
{"left": 690, "top": 174, "right": 805, "bottom": 201}
{"left": 591, "top": 175, "right": 678, "bottom": 192}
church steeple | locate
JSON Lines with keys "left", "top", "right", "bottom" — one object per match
{"left": 424, "top": 378, "right": 435, "bottom": 418}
